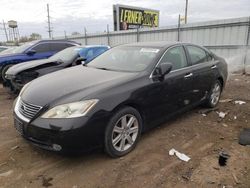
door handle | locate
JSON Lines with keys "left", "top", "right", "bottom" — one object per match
{"left": 211, "top": 65, "right": 217, "bottom": 69}
{"left": 184, "top": 73, "right": 193, "bottom": 78}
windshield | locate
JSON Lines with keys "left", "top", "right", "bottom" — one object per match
{"left": 88, "top": 46, "right": 160, "bottom": 72}
{"left": 49, "top": 46, "right": 82, "bottom": 63}
{"left": 0, "top": 41, "right": 37, "bottom": 55}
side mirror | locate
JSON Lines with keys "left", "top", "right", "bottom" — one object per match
{"left": 77, "top": 57, "right": 87, "bottom": 66}
{"left": 26, "top": 50, "right": 36, "bottom": 56}
{"left": 159, "top": 63, "right": 172, "bottom": 76}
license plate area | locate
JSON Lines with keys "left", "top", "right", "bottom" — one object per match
{"left": 14, "top": 118, "right": 24, "bottom": 135}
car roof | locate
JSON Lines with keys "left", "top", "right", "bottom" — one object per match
{"left": 78, "top": 45, "right": 110, "bottom": 48}
{"left": 33, "top": 39, "right": 80, "bottom": 45}
{"left": 122, "top": 41, "right": 182, "bottom": 48}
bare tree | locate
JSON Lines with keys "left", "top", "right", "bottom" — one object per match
{"left": 29, "top": 33, "right": 42, "bottom": 40}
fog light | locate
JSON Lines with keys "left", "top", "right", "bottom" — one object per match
{"left": 52, "top": 144, "right": 62, "bottom": 151}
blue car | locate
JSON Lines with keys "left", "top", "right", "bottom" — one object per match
{"left": 0, "top": 40, "right": 80, "bottom": 85}
{"left": 5, "top": 45, "right": 110, "bottom": 92}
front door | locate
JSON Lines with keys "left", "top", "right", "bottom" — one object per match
{"left": 144, "top": 45, "right": 194, "bottom": 126}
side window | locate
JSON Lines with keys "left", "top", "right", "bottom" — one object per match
{"left": 49, "top": 43, "right": 68, "bottom": 52}
{"left": 85, "top": 49, "right": 95, "bottom": 59}
{"left": 65, "top": 43, "right": 75, "bottom": 48}
{"left": 206, "top": 52, "right": 213, "bottom": 61}
{"left": 186, "top": 46, "right": 208, "bottom": 65}
{"left": 160, "top": 46, "right": 188, "bottom": 71}
{"left": 32, "top": 43, "right": 50, "bottom": 53}
{"left": 94, "top": 47, "right": 107, "bottom": 56}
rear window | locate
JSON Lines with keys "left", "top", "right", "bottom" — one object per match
{"left": 186, "top": 46, "right": 208, "bottom": 65}
{"left": 49, "top": 43, "right": 71, "bottom": 51}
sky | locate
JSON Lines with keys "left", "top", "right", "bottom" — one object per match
{"left": 0, "top": 0, "right": 250, "bottom": 41}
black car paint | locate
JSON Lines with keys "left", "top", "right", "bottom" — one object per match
{"left": 13, "top": 42, "right": 228, "bottom": 152}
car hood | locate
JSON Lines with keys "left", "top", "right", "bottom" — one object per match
{"left": 6, "top": 59, "right": 50, "bottom": 75}
{"left": 21, "top": 66, "right": 138, "bottom": 106}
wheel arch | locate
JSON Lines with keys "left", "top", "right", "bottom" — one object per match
{"left": 111, "top": 101, "right": 146, "bottom": 130}
{"left": 217, "top": 76, "right": 224, "bottom": 89}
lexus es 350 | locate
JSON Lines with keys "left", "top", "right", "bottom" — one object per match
{"left": 13, "top": 42, "right": 228, "bottom": 157}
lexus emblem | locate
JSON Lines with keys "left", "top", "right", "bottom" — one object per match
{"left": 21, "top": 105, "right": 26, "bottom": 111}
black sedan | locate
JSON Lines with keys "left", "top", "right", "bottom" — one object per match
{"left": 6, "top": 45, "right": 109, "bottom": 92}
{"left": 13, "top": 42, "right": 228, "bottom": 157}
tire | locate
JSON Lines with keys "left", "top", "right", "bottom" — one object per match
{"left": 1, "top": 64, "right": 13, "bottom": 83}
{"left": 204, "top": 80, "right": 222, "bottom": 108}
{"left": 104, "top": 106, "right": 142, "bottom": 158}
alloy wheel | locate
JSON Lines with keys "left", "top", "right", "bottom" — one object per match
{"left": 111, "top": 114, "right": 139, "bottom": 152}
{"left": 210, "top": 82, "right": 221, "bottom": 106}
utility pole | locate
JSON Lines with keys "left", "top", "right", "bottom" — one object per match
{"left": 107, "top": 24, "right": 110, "bottom": 45}
{"left": 84, "top": 27, "right": 87, "bottom": 45}
{"left": 177, "top": 14, "right": 181, "bottom": 41}
{"left": 185, "top": 0, "right": 188, "bottom": 24}
{"left": 64, "top": 30, "right": 67, "bottom": 39}
{"left": 47, "top": 3, "right": 52, "bottom": 39}
{"left": 2, "top": 20, "right": 8, "bottom": 41}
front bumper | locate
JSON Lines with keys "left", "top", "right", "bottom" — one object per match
{"left": 13, "top": 111, "right": 110, "bottom": 152}
{"left": 5, "top": 74, "right": 24, "bottom": 91}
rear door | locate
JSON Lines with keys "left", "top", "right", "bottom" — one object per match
{"left": 184, "top": 45, "right": 217, "bottom": 104}
{"left": 49, "top": 42, "right": 73, "bottom": 54}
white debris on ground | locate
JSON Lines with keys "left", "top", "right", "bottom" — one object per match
{"left": 222, "top": 123, "right": 228, "bottom": 127}
{"left": 219, "top": 99, "right": 233, "bottom": 103}
{"left": 169, "top": 148, "right": 191, "bottom": 162}
{"left": 217, "top": 111, "right": 227, "bottom": 119}
{"left": 10, "top": 145, "right": 19, "bottom": 151}
{"left": 234, "top": 100, "right": 246, "bottom": 105}
{"left": 0, "top": 170, "right": 13, "bottom": 177}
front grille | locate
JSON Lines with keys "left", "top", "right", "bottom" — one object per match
{"left": 17, "top": 99, "right": 42, "bottom": 120}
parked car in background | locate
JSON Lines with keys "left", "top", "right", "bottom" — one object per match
{"left": 0, "top": 46, "right": 9, "bottom": 53}
{"left": 6, "top": 45, "right": 110, "bottom": 92}
{"left": 13, "top": 42, "right": 228, "bottom": 157}
{"left": 0, "top": 40, "right": 80, "bottom": 86}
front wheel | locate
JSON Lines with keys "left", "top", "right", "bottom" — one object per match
{"left": 104, "top": 107, "right": 142, "bottom": 158}
{"left": 204, "top": 80, "right": 222, "bottom": 108}
{"left": 1, "top": 65, "right": 13, "bottom": 81}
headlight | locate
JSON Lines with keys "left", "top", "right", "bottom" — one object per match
{"left": 41, "top": 99, "right": 99, "bottom": 119}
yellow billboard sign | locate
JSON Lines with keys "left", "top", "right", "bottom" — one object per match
{"left": 113, "top": 4, "right": 159, "bottom": 31}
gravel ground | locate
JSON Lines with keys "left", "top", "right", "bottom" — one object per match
{"left": 0, "top": 74, "right": 250, "bottom": 188}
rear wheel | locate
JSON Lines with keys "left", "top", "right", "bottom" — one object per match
{"left": 104, "top": 107, "right": 142, "bottom": 158}
{"left": 204, "top": 80, "right": 222, "bottom": 108}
